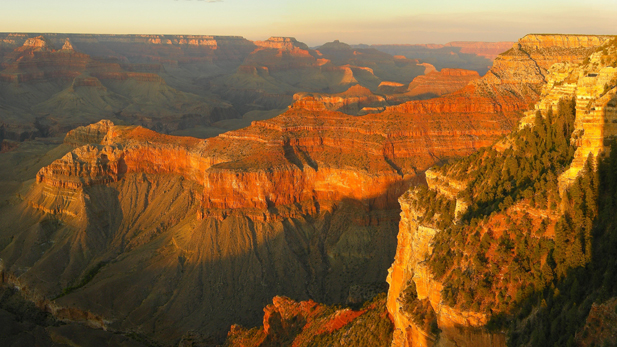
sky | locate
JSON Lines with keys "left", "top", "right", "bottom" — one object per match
{"left": 1, "top": 0, "right": 616, "bottom": 46}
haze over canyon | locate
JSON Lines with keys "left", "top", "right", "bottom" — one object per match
{"left": 0, "top": 31, "right": 616, "bottom": 347}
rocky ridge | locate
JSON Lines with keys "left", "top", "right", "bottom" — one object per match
{"left": 293, "top": 84, "right": 388, "bottom": 115}
{"left": 224, "top": 294, "right": 392, "bottom": 347}
{"left": 384, "top": 68, "right": 480, "bottom": 104}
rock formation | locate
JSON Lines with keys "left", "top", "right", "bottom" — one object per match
{"left": 224, "top": 294, "right": 393, "bottom": 347}
{"left": 0, "top": 33, "right": 512, "bottom": 142}
{"left": 1, "top": 58, "right": 522, "bottom": 342}
{"left": 293, "top": 84, "right": 388, "bottom": 115}
{"left": 0, "top": 35, "right": 237, "bottom": 139}
{"left": 384, "top": 68, "right": 480, "bottom": 103}
{"left": 255, "top": 37, "right": 310, "bottom": 51}
{"left": 385, "top": 35, "right": 617, "bottom": 347}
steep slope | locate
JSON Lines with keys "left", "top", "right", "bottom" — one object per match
{"left": 386, "top": 35, "right": 617, "bottom": 347}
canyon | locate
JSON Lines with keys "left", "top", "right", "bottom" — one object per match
{"left": 0, "top": 33, "right": 509, "bottom": 144}
{"left": 1, "top": 33, "right": 615, "bottom": 347}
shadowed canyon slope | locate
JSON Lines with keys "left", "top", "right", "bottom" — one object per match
{"left": 0, "top": 33, "right": 611, "bottom": 346}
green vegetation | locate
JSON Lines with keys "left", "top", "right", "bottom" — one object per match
{"left": 508, "top": 139, "right": 617, "bottom": 346}
{"left": 56, "top": 261, "right": 107, "bottom": 299}
{"left": 410, "top": 185, "right": 456, "bottom": 230}
{"left": 401, "top": 281, "right": 440, "bottom": 336}
{"left": 308, "top": 294, "right": 393, "bottom": 347}
{"left": 443, "top": 98, "right": 576, "bottom": 219}
{"left": 411, "top": 93, "right": 617, "bottom": 345}
{"left": 424, "top": 99, "right": 578, "bottom": 313}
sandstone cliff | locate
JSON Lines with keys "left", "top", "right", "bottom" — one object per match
{"left": 386, "top": 34, "right": 617, "bottom": 347}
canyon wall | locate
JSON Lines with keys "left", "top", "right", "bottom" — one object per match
{"left": 386, "top": 34, "right": 616, "bottom": 347}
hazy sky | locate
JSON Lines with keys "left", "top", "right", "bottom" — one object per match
{"left": 1, "top": 0, "right": 616, "bottom": 46}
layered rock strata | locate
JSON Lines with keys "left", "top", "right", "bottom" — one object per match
{"left": 387, "top": 187, "right": 504, "bottom": 347}
{"left": 384, "top": 69, "right": 480, "bottom": 104}
{"left": 3, "top": 33, "right": 610, "bottom": 345}
{"left": 224, "top": 295, "right": 392, "bottom": 347}
{"left": 293, "top": 84, "right": 388, "bottom": 115}
{"left": 386, "top": 35, "right": 616, "bottom": 347}
{"left": 0, "top": 36, "right": 237, "bottom": 138}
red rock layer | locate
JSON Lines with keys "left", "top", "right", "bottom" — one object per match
{"left": 224, "top": 295, "right": 391, "bottom": 347}
{"left": 385, "top": 68, "right": 480, "bottom": 103}
{"left": 384, "top": 34, "right": 607, "bottom": 124}
{"left": 33, "top": 35, "right": 606, "bottom": 217}
{"left": 36, "top": 86, "right": 515, "bottom": 216}
{"left": 293, "top": 84, "right": 388, "bottom": 115}
{"left": 0, "top": 36, "right": 166, "bottom": 84}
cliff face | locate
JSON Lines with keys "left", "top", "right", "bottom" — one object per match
{"left": 387, "top": 188, "right": 505, "bottom": 347}
{"left": 515, "top": 37, "right": 617, "bottom": 191}
{"left": 386, "top": 35, "right": 617, "bottom": 347}
{"left": 36, "top": 89, "right": 515, "bottom": 212}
